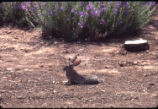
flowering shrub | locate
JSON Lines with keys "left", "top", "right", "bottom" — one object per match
{"left": 0, "top": 2, "right": 29, "bottom": 27}
{"left": 0, "top": 2, "right": 157, "bottom": 41}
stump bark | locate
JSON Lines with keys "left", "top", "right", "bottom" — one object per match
{"left": 124, "top": 38, "right": 149, "bottom": 52}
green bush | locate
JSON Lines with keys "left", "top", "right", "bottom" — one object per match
{"left": 30, "top": 1, "right": 156, "bottom": 41}
{"left": 0, "top": 2, "right": 33, "bottom": 27}
{"left": 32, "top": 2, "right": 84, "bottom": 41}
{"left": 0, "top": 2, "right": 157, "bottom": 41}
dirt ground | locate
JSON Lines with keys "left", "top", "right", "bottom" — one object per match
{"left": 0, "top": 12, "right": 158, "bottom": 108}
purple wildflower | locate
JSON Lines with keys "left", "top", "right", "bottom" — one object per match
{"left": 60, "top": 6, "right": 64, "bottom": 11}
{"left": 31, "top": 7, "right": 35, "bottom": 13}
{"left": 109, "top": 1, "right": 113, "bottom": 4}
{"left": 21, "top": 2, "right": 31, "bottom": 11}
{"left": 147, "top": 2, "right": 156, "bottom": 8}
{"left": 151, "top": 2, "right": 156, "bottom": 6}
{"left": 124, "top": 9, "right": 130, "bottom": 15}
{"left": 101, "top": 7, "right": 107, "bottom": 12}
{"left": 120, "top": 20, "right": 123, "bottom": 24}
{"left": 41, "top": 2, "right": 46, "bottom": 6}
{"left": 48, "top": 9, "right": 53, "bottom": 16}
{"left": 99, "top": 1, "right": 104, "bottom": 5}
{"left": 140, "top": 2, "right": 147, "bottom": 6}
{"left": 122, "top": 2, "right": 128, "bottom": 6}
{"left": 91, "top": 10, "right": 96, "bottom": 17}
{"left": 115, "top": 2, "right": 121, "bottom": 8}
{"left": 10, "top": 5, "right": 13, "bottom": 9}
{"left": 54, "top": 9, "right": 57, "bottom": 13}
{"left": 91, "top": 8, "right": 101, "bottom": 17}
{"left": 97, "top": 9, "right": 101, "bottom": 16}
{"left": 103, "top": 3, "right": 107, "bottom": 8}
{"left": 100, "top": 18, "right": 106, "bottom": 24}
{"left": 21, "top": 5, "right": 26, "bottom": 10}
{"left": 94, "top": 10, "right": 98, "bottom": 16}
{"left": 87, "top": 24, "right": 90, "bottom": 29}
{"left": 37, "top": 13, "right": 41, "bottom": 16}
{"left": 79, "top": 11, "right": 85, "bottom": 17}
{"left": 80, "top": 2, "right": 83, "bottom": 6}
{"left": 78, "top": 22, "right": 84, "bottom": 28}
{"left": 141, "top": 2, "right": 156, "bottom": 8}
{"left": 86, "top": 2, "right": 93, "bottom": 11}
{"left": 113, "top": 8, "right": 119, "bottom": 15}
{"left": 122, "top": 2, "right": 130, "bottom": 8}
{"left": 71, "top": 8, "right": 75, "bottom": 13}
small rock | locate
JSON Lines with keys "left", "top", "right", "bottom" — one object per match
{"left": 6, "top": 68, "right": 13, "bottom": 71}
{"left": 85, "top": 38, "right": 88, "bottom": 41}
{"left": 151, "top": 92, "right": 158, "bottom": 98}
{"left": 2, "top": 77, "right": 7, "bottom": 79}
{"left": 7, "top": 31, "right": 12, "bottom": 34}
{"left": 101, "top": 90, "right": 106, "bottom": 92}
{"left": 149, "top": 83, "right": 155, "bottom": 86}
{"left": 42, "top": 103, "right": 48, "bottom": 107}
{"left": 56, "top": 81, "right": 60, "bottom": 84}
{"left": 62, "top": 81, "right": 68, "bottom": 84}
{"left": 24, "top": 50, "right": 29, "bottom": 52}
{"left": 4, "top": 70, "right": 12, "bottom": 74}
{"left": 118, "top": 49, "right": 127, "bottom": 55}
{"left": 40, "top": 65, "right": 44, "bottom": 68}
{"left": 0, "top": 97, "right": 3, "bottom": 102}
{"left": 24, "top": 69, "right": 31, "bottom": 71}
{"left": 53, "top": 90, "right": 57, "bottom": 93}
{"left": 133, "top": 96, "right": 139, "bottom": 100}
{"left": 105, "top": 65, "right": 111, "bottom": 69}
{"left": 15, "top": 68, "right": 20, "bottom": 71}
{"left": 17, "top": 96, "right": 24, "bottom": 99}
{"left": 144, "top": 74, "right": 148, "bottom": 77}
{"left": 143, "top": 89, "right": 147, "bottom": 92}
{"left": 63, "top": 50, "right": 69, "bottom": 54}
{"left": 54, "top": 41, "right": 58, "bottom": 45}
{"left": 65, "top": 101, "right": 73, "bottom": 105}
{"left": 52, "top": 81, "right": 55, "bottom": 84}
{"left": 77, "top": 41, "right": 81, "bottom": 44}
{"left": 119, "top": 61, "right": 126, "bottom": 67}
{"left": 133, "top": 61, "right": 138, "bottom": 65}
{"left": 110, "top": 105, "right": 114, "bottom": 108}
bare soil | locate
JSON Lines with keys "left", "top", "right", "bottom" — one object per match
{"left": 0, "top": 13, "right": 158, "bottom": 108}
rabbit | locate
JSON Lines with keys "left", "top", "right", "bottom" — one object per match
{"left": 63, "top": 54, "right": 104, "bottom": 85}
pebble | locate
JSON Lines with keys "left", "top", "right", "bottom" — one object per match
{"left": 62, "top": 81, "right": 67, "bottom": 83}
{"left": 42, "top": 103, "right": 48, "bottom": 107}
{"left": 53, "top": 90, "right": 56, "bottom": 93}
{"left": 149, "top": 83, "right": 155, "bottom": 86}
{"left": 52, "top": 81, "right": 55, "bottom": 84}
{"left": 101, "top": 90, "right": 106, "bottom": 92}
{"left": 4, "top": 71, "right": 10, "bottom": 74}
{"left": 6, "top": 67, "right": 13, "bottom": 71}
{"left": 17, "top": 96, "right": 24, "bottom": 99}
{"left": 133, "top": 61, "right": 138, "bottom": 65}
{"left": 40, "top": 65, "right": 44, "bottom": 68}
{"left": 54, "top": 41, "right": 58, "bottom": 45}
{"left": 144, "top": 74, "right": 148, "bottom": 77}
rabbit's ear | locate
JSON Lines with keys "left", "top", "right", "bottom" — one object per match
{"left": 72, "top": 59, "right": 81, "bottom": 66}
{"left": 71, "top": 54, "right": 79, "bottom": 63}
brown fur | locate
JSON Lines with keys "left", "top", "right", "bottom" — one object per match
{"left": 63, "top": 54, "right": 104, "bottom": 85}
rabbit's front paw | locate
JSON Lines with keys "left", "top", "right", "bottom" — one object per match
{"left": 64, "top": 80, "right": 72, "bottom": 85}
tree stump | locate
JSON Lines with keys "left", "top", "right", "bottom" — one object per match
{"left": 124, "top": 38, "right": 149, "bottom": 52}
